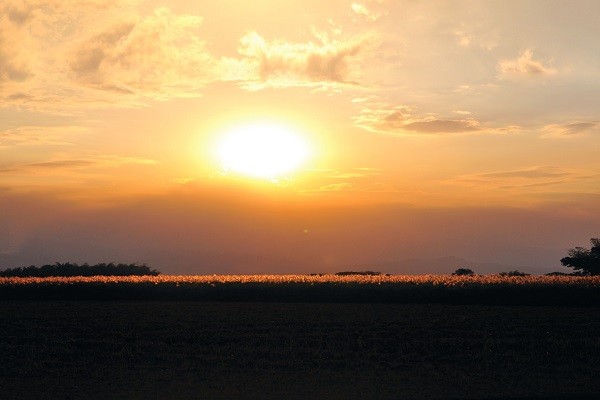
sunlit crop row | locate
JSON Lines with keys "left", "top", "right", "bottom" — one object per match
{"left": 2, "top": 274, "right": 600, "bottom": 287}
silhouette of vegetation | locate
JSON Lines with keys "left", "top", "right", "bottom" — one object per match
{"left": 335, "top": 271, "right": 381, "bottom": 276}
{"left": 2, "top": 275, "right": 600, "bottom": 305}
{"left": 0, "top": 262, "right": 159, "bottom": 277}
{"left": 545, "top": 271, "right": 571, "bottom": 276}
{"left": 498, "top": 270, "right": 530, "bottom": 277}
{"left": 561, "top": 238, "right": 600, "bottom": 276}
{"left": 452, "top": 268, "right": 475, "bottom": 276}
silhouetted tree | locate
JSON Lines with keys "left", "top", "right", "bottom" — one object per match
{"left": 335, "top": 271, "right": 381, "bottom": 276}
{"left": 545, "top": 271, "right": 570, "bottom": 276}
{"left": 561, "top": 238, "right": 600, "bottom": 276}
{"left": 0, "top": 263, "right": 160, "bottom": 277}
{"left": 452, "top": 268, "right": 475, "bottom": 276}
{"left": 498, "top": 270, "right": 530, "bottom": 277}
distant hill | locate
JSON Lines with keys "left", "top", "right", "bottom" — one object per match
{"left": 337, "top": 256, "right": 552, "bottom": 276}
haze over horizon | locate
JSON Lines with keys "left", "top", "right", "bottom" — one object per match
{"left": 2, "top": 1, "right": 599, "bottom": 275}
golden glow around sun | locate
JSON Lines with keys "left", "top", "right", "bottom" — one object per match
{"left": 217, "top": 123, "right": 310, "bottom": 178}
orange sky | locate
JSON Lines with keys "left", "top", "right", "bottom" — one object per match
{"left": 1, "top": 0, "right": 599, "bottom": 274}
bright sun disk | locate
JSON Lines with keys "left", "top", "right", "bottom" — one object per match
{"left": 217, "top": 123, "right": 310, "bottom": 178}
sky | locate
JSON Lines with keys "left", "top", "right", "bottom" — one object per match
{"left": 1, "top": 0, "right": 599, "bottom": 275}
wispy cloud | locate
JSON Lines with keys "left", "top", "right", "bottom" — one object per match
{"left": 0, "top": 126, "right": 87, "bottom": 148}
{"left": 351, "top": 2, "right": 386, "bottom": 22}
{"left": 353, "top": 103, "right": 519, "bottom": 136}
{"left": 0, "top": 1, "right": 38, "bottom": 91}
{"left": 498, "top": 49, "right": 556, "bottom": 77}
{"left": 467, "top": 167, "right": 570, "bottom": 180}
{"left": 229, "top": 30, "right": 372, "bottom": 90}
{"left": 305, "top": 181, "right": 396, "bottom": 194}
{"left": 307, "top": 167, "right": 385, "bottom": 180}
{"left": 453, "top": 28, "right": 472, "bottom": 48}
{"left": 541, "top": 122, "right": 600, "bottom": 138}
{"left": 299, "top": 168, "right": 395, "bottom": 194}
{"left": 1, "top": 155, "right": 156, "bottom": 174}
{"left": 317, "top": 182, "right": 355, "bottom": 192}
{"left": 453, "top": 166, "right": 582, "bottom": 190}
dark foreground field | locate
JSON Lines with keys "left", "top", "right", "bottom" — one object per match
{"left": 1, "top": 302, "right": 599, "bottom": 400}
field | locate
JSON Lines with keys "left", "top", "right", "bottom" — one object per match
{"left": 1, "top": 275, "right": 600, "bottom": 399}
{"left": 2, "top": 274, "right": 600, "bottom": 304}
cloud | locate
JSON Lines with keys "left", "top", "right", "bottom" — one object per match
{"left": 353, "top": 103, "right": 488, "bottom": 135}
{"left": 1, "top": 2, "right": 372, "bottom": 109}
{"left": 453, "top": 29, "right": 471, "bottom": 48}
{"left": 403, "top": 119, "right": 480, "bottom": 134}
{"left": 451, "top": 24, "right": 497, "bottom": 51}
{"left": 351, "top": 3, "right": 386, "bottom": 22}
{"left": 68, "top": 7, "right": 217, "bottom": 99}
{"left": 541, "top": 122, "right": 600, "bottom": 138}
{"left": 0, "top": 3, "right": 35, "bottom": 84}
{"left": 321, "top": 168, "right": 386, "bottom": 180}
{"left": 498, "top": 49, "right": 556, "bottom": 77}
{"left": 0, "top": 125, "right": 86, "bottom": 148}
{"left": 454, "top": 166, "right": 582, "bottom": 190}
{"left": 231, "top": 30, "right": 371, "bottom": 90}
{"left": 172, "top": 177, "right": 197, "bottom": 185}
{"left": 353, "top": 100, "right": 523, "bottom": 136}
{"left": 298, "top": 168, "right": 396, "bottom": 195}
{"left": 305, "top": 181, "right": 396, "bottom": 194}
{"left": 20, "top": 160, "right": 96, "bottom": 171}
{"left": 468, "top": 167, "right": 571, "bottom": 180}
{"left": 0, "top": 2, "right": 218, "bottom": 111}
{"left": 318, "top": 182, "right": 355, "bottom": 192}
{"left": 1, "top": 155, "right": 156, "bottom": 174}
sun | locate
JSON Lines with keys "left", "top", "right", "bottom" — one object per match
{"left": 216, "top": 122, "right": 310, "bottom": 178}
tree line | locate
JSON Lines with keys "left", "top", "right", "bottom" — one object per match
{"left": 1, "top": 239, "right": 597, "bottom": 278}
{"left": 560, "top": 238, "right": 600, "bottom": 276}
{"left": 0, "top": 262, "right": 160, "bottom": 277}
{"left": 453, "top": 238, "right": 600, "bottom": 277}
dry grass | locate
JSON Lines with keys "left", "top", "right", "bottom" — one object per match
{"left": 2, "top": 274, "right": 600, "bottom": 304}
{"left": 2, "top": 273, "right": 600, "bottom": 286}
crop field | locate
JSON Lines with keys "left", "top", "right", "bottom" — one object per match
{"left": 1, "top": 275, "right": 600, "bottom": 399}
{"left": 1, "top": 301, "right": 600, "bottom": 400}
{"left": 1, "top": 274, "right": 600, "bottom": 304}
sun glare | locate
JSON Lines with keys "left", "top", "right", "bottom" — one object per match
{"left": 217, "top": 123, "right": 310, "bottom": 178}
